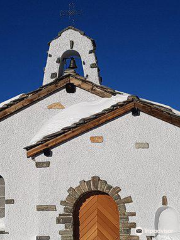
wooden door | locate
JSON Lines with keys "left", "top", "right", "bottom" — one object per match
{"left": 79, "top": 194, "right": 120, "bottom": 240}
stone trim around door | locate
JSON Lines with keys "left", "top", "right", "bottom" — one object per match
{"left": 57, "top": 176, "right": 138, "bottom": 240}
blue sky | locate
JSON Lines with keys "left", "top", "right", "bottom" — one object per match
{"left": 0, "top": 0, "right": 180, "bottom": 110}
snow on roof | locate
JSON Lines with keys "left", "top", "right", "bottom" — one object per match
{"left": 0, "top": 94, "right": 24, "bottom": 108}
{"left": 29, "top": 93, "right": 129, "bottom": 145}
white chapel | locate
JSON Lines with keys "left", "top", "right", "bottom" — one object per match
{"left": 0, "top": 26, "right": 180, "bottom": 240}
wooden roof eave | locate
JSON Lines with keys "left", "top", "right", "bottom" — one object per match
{"left": 0, "top": 75, "right": 115, "bottom": 121}
{"left": 135, "top": 102, "right": 180, "bottom": 128}
{"left": 26, "top": 100, "right": 180, "bottom": 158}
{"left": 26, "top": 102, "right": 135, "bottom": 158}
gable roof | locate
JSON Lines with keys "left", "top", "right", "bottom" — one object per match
{"left": 25, "top": 96, "right": 180, "bottom": 158}
{"left": 0, "top": 74, "right": 116, "bottom": 121}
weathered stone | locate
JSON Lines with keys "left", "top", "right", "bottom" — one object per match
{"left": 59, "top": 229, "right": 73, "bottom": 236}
{"left": 125, "top": 212, "right": 136, "bottom": 217}
{"left": 65, "top": 223, "right": 73, "bottom": 229}
{"left": 91, "top": 176, "right": 100, "bottom": 190}
{"left": 47, "top": 103, "right": 65, "bottom": 110}
{"left": 0, "top": 208, "right": 5, "bottom": 218}
{"left": 109, "top": 187, "right": 121, "bottom": 197}
{"left": 79, "top": 180, "right": 88, "bottom": 192}
{"left": 104, "top": 184, "right": 113, "bottom": 193}
{"left": 36, "top": 237, "right": 50, "bottom": 240}
{"left": 35, "top": 162, "right": 50, "bottom": 168}
{"left": 0, "top": 197, "right": 5, "bottom": 206}
{"left": 36, "top": 205, "right": 56, "bottom": 211}
{"left": 67, "top": 187, "right": 80, "bottom": 199}
{"left": 90, "top": 136, "right": 103, "bottom": 143}
{"left": 75, "top": 186, "right": 83, "bottom": 196}
{"left": 120, "top": 222, "right": 136, "bottom": 229}
{"left": 56, "top": 215, "right": 72, "bottom": 224}
{"left": 5, "top": 199, "right": 14, "bottom": 204}
{"left": 121, "top": 196, "right": 133, "bottom": 204}
{"left": 135, "top": 142, "right": 149, "bottom": 149}
{"left": 66, "top": 195, "right": 76, "bottom": 204}
{"left": 61, "top": 236, "right": 73, "bottom": 240}
{"left": 113, "top": 194, "right": 121, "bottom": 201}
{"left": 98, "top": 180, "right": 107, "bottom": 192}
{"left": 64, "top": 206, "right": 73, "bottom": 213}
{"left": 120, "top": 229, "right": 131, "bottom": 234}
{"left": 118, "top": 204, "right": 126, "bottom": 213}
{"left": 0, "top": 186, "right": 5, "bottom": 196}
{"left": 90, "top": 63, "right": 98, "bottom": 68}
{"left": 116, "top": 196, "right": 132, "bottom": 205}
{"left": 0, "top": 178, "right": 4, "bottom": 185}
{"left": 85, "top": 180, "right": 92, "bottom": 191}
{"left": 60, "top": 201, "right": 74, "bottom": 208}
{"left": 51, "top": 73, "right": 57, "bottom": 79}
{"left": 70, "top": 40, "right": 74, "bottom": 49}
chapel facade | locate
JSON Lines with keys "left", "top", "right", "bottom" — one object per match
{"left": 0, "top": 26, "right": 180, "bottom": 240}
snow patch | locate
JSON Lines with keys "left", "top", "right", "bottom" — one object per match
{"left": 29, "top": 94, "right": 129, "bottom": 145}
{"left": 0, "top": 94, "right": 23, "bottom": 108}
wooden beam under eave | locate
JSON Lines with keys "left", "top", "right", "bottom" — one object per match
{"left": 70, "top": 76, "right": 112, "bottom": 98}
{"left": 135, "top": 102, "right": 180, "bottom": 128}
{"left": 27, "top": 102, "right": 134, "bottom": 158}
{"left": 0, "top": 78, "right": 70, "bottom": 121}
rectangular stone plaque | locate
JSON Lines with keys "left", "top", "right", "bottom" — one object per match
{"left": 90, "top": 136, "right": 103, "bottom": 143}
{"left": 135, "top": 142, "right": 149, "bottom": 149}
{"left": 36, "top": 237, "right": 50, "bottom": 240}
{"left": 36, "top": 162, "right": 50, "bottom": 168}
{"left": 5, "top": 199, "right": 14, "bottom": 204}
{"left": 36, "top": 205, "right": 56, "bottom": 211}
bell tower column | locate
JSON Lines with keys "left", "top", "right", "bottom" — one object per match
{"left": 43, "top": 26, "right": 102, "bottom": 85}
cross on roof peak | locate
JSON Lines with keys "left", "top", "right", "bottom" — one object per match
{"left": 60, "top": 2, "right": 82, "bottom": 26}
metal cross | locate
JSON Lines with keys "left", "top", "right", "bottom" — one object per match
{"left": 60, "top": 2, "right": 82, "bottom": 26}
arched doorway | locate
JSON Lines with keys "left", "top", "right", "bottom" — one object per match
{"left": 57, "top": 176, "right": 137, "bottom": 240}
{"left": 73, "top": 191, "right": 120, "bottom": 240}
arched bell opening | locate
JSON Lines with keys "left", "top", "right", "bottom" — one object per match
{"left": 58, "top": 50, "right": 84, "bottom": 78}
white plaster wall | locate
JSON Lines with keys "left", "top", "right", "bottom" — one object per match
{"left": 34, "top": 112, "right": 180, "bottom": 240}
{"left": 0, "top": 88, "right": 100, "bottom": 240}
{"left": 43, "top": 29, "right": 100, "bottom": 85}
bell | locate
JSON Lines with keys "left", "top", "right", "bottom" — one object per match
{"left": 68, "top": 57, "right": 77, "bottom": 69}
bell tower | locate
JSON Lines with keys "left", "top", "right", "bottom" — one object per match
{"left": 43, "top": 26, "right": 102, "bottom": 85}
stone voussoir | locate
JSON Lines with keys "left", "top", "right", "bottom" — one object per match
{"left": 109, "top": 186, "right": 121, "bottom": 197}
{"left": 104, "top": 184, "right": 113, "bottom": 193}
{"left": 85, "top": 180, "right": 92, "bottom": 191}
{"left": 79, "top": 180, "right": 89, "bottom": 192}
{"left": 91, "top": 176, "right": 100, "bottom": 190}
{"left": 59, "top": 229, "right": 73, "bottom": 236}
{"left": 67, "top": 187, "right": 80, "bottom": 199}
{"left": 98, "top": 180, "right": 107, "bottom": 192}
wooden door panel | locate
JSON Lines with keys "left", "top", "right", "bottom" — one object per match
{"left": 79, "top": 195, "right": 120, "bottom": 240}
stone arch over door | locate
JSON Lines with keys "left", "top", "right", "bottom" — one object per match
{"left": 57, "top": 176, "right": 138, "bottom": 240}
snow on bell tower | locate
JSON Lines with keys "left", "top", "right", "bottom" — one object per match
{"left": 43, "top": 26, "right": 102, "bottom": 85}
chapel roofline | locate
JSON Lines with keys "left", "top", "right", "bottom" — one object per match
{"left": 0, "top": 74, "right": 116, "bottom": 122}
{"left": 25, "top": 97, "right": 180, "bottom": 158}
